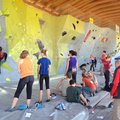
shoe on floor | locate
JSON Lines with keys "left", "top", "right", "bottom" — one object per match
{"left": 35, "top": 101, "right": 42, "bottom": 104}
{"left": 18, "top": 104, "right": 28, "bottom": 110}
{"left": 36, "top": 103, "right": 44, "bottom": 109}
{"left": 5, "top": 107, "right": 16, "bottom": 112}
{"left": 46, "top": 99, "right": 50, "bottom": 102}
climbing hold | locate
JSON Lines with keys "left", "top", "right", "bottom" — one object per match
{"left": 72, "top": 23, "right": 76, "bottom": 30}
{"left": 6, "top": 78, "right": 11, "bottom": 82}
{"left": 60, "top": 53, "right": 63, "bottom": 56}
{"left": 62, "top": 31, "right": 67, "bottom": 36}
{"left": 92, "top": 36, "right": 96, "bottom": 40}
{"left": 76, "top": 21, "right": 79, "bottom": 24}
{"left": 71, "top": 36, "right": 76, "bottom": 40}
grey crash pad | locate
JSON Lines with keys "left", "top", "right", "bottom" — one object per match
{"left": 89, "top": 91, "right": 109, "bottom": 108}
{"left": 96, "top": 94, "right": 113, "bottom": 108}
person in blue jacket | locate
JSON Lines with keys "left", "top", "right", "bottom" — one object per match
{"left": 37, "top": 49, "right": 51, "bottom": 103}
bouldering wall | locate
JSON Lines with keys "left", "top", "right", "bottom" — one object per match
{"left": 0, "top": 0, "right": 119, "bottom": 82}
{"left": 0, "top": 0, "right": 20, "bottom": 83}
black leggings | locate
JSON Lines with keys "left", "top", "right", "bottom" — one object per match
{"left": 104, "top": 70, "right": 110, "bottom": 90}
{"left": 72, "top": 72, "right": 77, "bottom": 83}
{"left": 14, "top": 75, "right": 34, "bottom": 99}
{"left": 90, "top": 63, "right": 95, "bottom": 71}
{"left": 39, "top": 74, "right": 49, "bottom": 90}
{"left": 67, "top": 71, "right": 77, "bottom": 83}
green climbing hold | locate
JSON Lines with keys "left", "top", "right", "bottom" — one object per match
{"left": 6, "top": 78, "right": 11, "bottom": 82}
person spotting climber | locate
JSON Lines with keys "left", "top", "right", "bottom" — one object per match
{"left": 37, "top": 49, "right": 51, "bottom": 103}
{"left": 7, "top": 50, "right": 34, "bottom": 112}
{"left": 65, "top": 50, "right": 78, "bottom": 83}
{"left": 110, "top": 56, "right": 120, "bottom": 120}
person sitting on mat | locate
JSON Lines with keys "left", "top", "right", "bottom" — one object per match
{"left": 66, "top": 79, "right": 88, "bottom": 106}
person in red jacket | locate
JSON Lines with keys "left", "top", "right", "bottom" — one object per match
{"left": 100, "top": 51, "right": 107, "bottom": 75}
{"left": 0, "top": 46, "right": 7, "bottom": 62}
{"left": 103, "top": 56, "right": 113, "bottom": 91}
{"left": 110, "top": 57, "right": 120, "bottom": 120}
{"left": 0, "top": 47, "right": 8, "bottom": 73}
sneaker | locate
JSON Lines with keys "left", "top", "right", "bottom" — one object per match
{"left": 35, "top": 101, "right": 42, "bottom": 104}
{"left": 86, "top": 99, "right": 90, "bottom": 103}
{"left": 36, "top": 103, "right": 44, "bottom": 109}
{"left": 50, "top": 93, "right": 57, "bottom": 100}
{"left": 46, "top": 99, "right": 50, "bottom": 102}
{"left": 18, "top": 104, "right": 28, "bottom": 110}
{"left": 5, "top": 107, "right": 16, "bottom": 112}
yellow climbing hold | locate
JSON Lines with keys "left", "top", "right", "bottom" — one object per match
{"left": 6, "top": 78, "right": 11, "bottom": 82}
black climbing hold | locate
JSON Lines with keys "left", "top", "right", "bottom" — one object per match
{"left": 76, "top": 21, "right": 79, "bottom": 24}
{"left": 72, "top": 23, "right": 76, "bottom": 30}
{"left": 71, "top": 36, "right": 76, "bottom": 40}
{"left": 92, "top": 36, "right": 96, "bottom": 40}
{"left": 62, "top": 31, "right": 67, "bottom": 36}
{"left": 60, "top": 53, "right": 63, "bottom": 56}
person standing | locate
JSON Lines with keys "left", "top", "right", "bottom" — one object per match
{"left": 101, "top": 51, "right": 107, "bottom": 75}
{"left": 7, "top": 50, "right": 34, "bottom": 111}
{"left": 90, "top": 55, "right": 95, "bottom": 71}
{"left": 110, "top": 57, "right": 120, "bottom": 120}
{"left": 94, "top": 57, "right": 97, "bottom": 68}
{"left": 103, "top": 56, "right": 112, "bottom": 91}
{"left": 65, "top": 50, "right": 78, "bottom": 83}
{"left": 37, "top": 49, "right": 51, "bottom": 103}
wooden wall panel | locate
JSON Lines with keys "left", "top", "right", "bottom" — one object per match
{"left": 23, "top": 0, "right": 120, "bottom": 29}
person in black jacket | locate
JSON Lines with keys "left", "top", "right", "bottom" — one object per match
{"left": 110, "top": 57, "right": 120, "bottom": 120}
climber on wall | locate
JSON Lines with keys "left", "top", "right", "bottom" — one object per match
{"left": 0, "top": 46, "right": 7, "bottom": 62}
{"left": 0, "top": 46, "right": 8, "bottom": 73}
